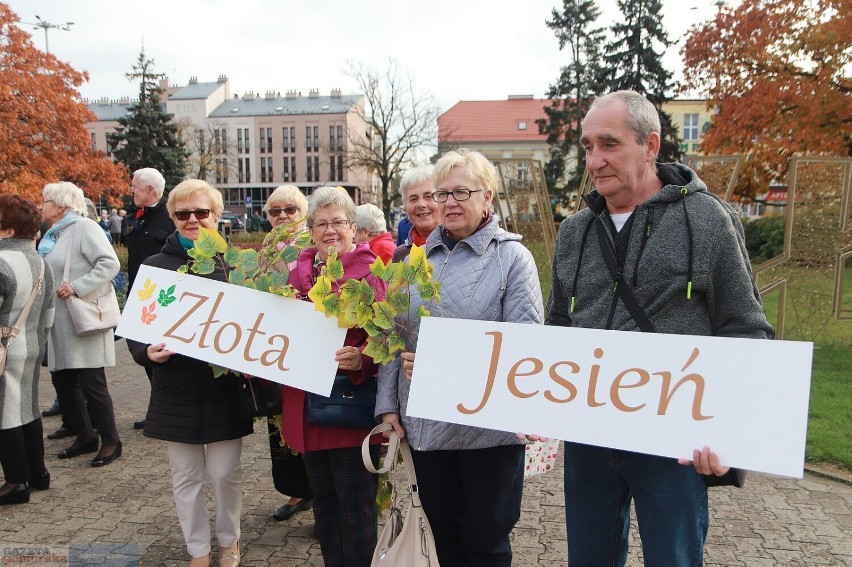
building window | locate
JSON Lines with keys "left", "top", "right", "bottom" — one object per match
{"left": 223, "top": 158, "right": 229, "bottom": 184}
{"left": 306, "top": 127, "right": 312, "bottom": 152}
{"left": 291, "top": 157, "right": 297, "bottom": 182}
{"left": 222, "top": 129, "right": 228, "bottom": 154}
{"left": 237, "top": 129, "right": 243, "bottom": 153}
{"left": 289, "top": 127, "right": 296, "bottom": 153}
{"left": 245, "top": 158, "right": 251, "bottom": 183}
{"left": 518, "top": 121, "right": 527, "bottom": 130}
{"left": 314, "top": 157, "right": 319, "bottom": 182}
{"left": 313, "top": 126, "right": 319, "bottom": 152}
{"left": 337, "top": 125, "right": 343, "bottom": 151}
{"left": 214, "top": 129, "right": 221, "bottom": 154}
{"left": 260, "top": 132, "right": 266, "bottom": 154}
{"left": 684, "top": 114, "right": 699, "bottom": 141}
{"left": 267, "top": 157, "right": 273, "bottom": 182}
{"left": 337, "top": 154, "right": 343, "bottom": 181}
{"left": 238, "top": 158, "right": 244, "bottom": 183}
{"left": 330, "top": 126, "right": 335, "bottom": 153}
{"left": 330, "top": 155, "right": 336, "bottom": 181}
{"left": 266, "top": 127, "right": 272, "bottom": 153}
{"left": 307, "top": 156, "right": 313, "bottom": 181}
{"left": 283, "top": 127, "right": 289, "bottom": 153}
{"left": 261, "top": 158, "right": 267, "bottom": 182}
{"left": 283, "top": 157, "right": 290, "bottom": 181}
{"left": 244, "top": 128, "right": 250, "bottom": 152}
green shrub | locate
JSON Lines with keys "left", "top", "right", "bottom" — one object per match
{"left": 744, "top": 216, "right": 784, "bottom": 262}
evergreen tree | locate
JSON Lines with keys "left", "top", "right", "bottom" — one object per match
{"left": 599, "top": 0, "right": 682, "bottom": 162}
{"left": 109, "top": 49, "right": 188, "bottom": 194}
{"left": 538, "top": 0, "right": 607, "bottom": 201}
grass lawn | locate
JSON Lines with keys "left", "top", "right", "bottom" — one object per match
{"left": 807, "top": 346, "right": 852, "bottom": 469}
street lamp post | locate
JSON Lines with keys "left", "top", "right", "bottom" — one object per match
{"left": 20, "top": 15, "right": 74, "bottom": 54}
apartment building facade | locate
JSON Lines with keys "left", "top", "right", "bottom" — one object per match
{"left": 86, "top": 76, "right": 374, "bottom": 214}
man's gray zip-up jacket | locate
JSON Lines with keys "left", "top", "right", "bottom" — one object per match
{"left": 376, "top": 216, "right": 544, "bottom": 451}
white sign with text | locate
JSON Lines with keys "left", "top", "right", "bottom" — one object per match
{"left": 117, "top": 265, "right": 345, "bottom": 395}
{"left": 406, "top": 317, "right": 813, "bottom": 478}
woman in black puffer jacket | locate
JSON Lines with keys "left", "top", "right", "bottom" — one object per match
{"left": 127, "top": 180, "right": 250, "bottom": 567}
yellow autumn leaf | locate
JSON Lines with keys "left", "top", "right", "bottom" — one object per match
{"left": 308, "top": 275, "right": 334, "bottom": 313}
{"left": 137, "top": 277, "right": 157, "bottom": 301}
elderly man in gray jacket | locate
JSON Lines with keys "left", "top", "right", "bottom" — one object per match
{"left": 546, "top": 90, "right": 774, "bottom": 566}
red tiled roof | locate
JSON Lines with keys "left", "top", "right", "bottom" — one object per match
{"left": 438, "top": 98, "right": 551, "bottom": 143}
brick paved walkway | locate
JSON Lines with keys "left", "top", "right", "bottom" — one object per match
{"left": 0, "top": 340, "right": 849, "bottom": 566}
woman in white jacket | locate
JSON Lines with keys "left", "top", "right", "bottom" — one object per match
{"left": 39, "top": 182, "right": 122, "bottom": 467}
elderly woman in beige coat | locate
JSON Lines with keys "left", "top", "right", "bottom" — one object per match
{"left": 38, "top": 182, "right": 122, "bottom": 467}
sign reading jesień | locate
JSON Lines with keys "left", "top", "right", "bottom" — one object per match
{"left": 406, "top": 317, "right": 813, "bottom": 478}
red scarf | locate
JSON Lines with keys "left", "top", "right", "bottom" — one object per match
{"left": 409, "top": 226, "right": 428, "bottom": 246}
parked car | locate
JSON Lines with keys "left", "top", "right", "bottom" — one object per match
{"left": 219, "top": 211, "right": 245, "bottom": 234}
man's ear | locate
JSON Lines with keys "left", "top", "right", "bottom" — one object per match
{"left": 647, "top": 132, "right": 661, "bottom": 161}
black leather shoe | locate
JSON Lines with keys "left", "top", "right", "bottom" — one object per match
{"left": 41, "top": 401, "right": 61, "bottom": 417}
{"left": 273, "top": 499, "right": 313, "bottom": 521}
{"left": 47, "top": 426, "right": 75, "bottom": 440}
{"left": 91, "top": 442, "right": 122, "bottom": 467}
{"left": 30, "top": 470, "right": 50, "bottom": 491}
{"left": 0, "top": 484, "right": 30, "bottom": 505}
{"left": 58, "top": 436, "right": 99, "bottom": 459}
{"left": 133, "top": 419, "right": 145, "bottom": 430}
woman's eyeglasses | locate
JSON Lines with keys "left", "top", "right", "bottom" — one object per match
{"left": 431, "top": 188, "right": 482, "bottom": 203}
{"left": 268, "top": 206, "right": 300, "bottom": 217}
{"left": 174, "top": 209, "right": 211, "bottom": 221}
{"left": 311, "top": 219, "right": 351, "bottom": 231}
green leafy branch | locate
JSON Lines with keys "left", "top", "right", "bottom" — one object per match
{"left": 307, "top": 243, "right": 441, "bottom": 364}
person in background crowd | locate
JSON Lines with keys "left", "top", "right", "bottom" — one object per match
{"left": 119, "top": 209, "right": 130, "bottom": 246}
{"left": 127, "top": 179, "right": 251, "bottom": 567}
{"left": 376, "top": 149, "right": 544, "bottom": 566}
{"left": 125, "top": 167, "right": 175, "bottom": 430}
{"left": 258, "top": 185, "right": 314, "bottom": 523}
{"left": 108, "top": 208, "right": 122, "bottom": 245}
{"left": 393, "top": 165, "right": 439, "bottom": 261}
{"left": 546, "top": 90, "right": 774, "bottom": 566}
{"left": 0, "top": 195, "right": 55, "bottom": 505}
{"left": 39, "top": 182, "right": 122, "bottom": 468}
{"left": 283, "top": 186, "right": 388, "bottom": 566}
{"left": 395, "top": 213, "right": 412, "bottom": 245}
{"left": 354, "top": 203, "right": 395, "bottom": 263}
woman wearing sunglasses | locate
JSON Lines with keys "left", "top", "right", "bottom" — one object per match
{"left": 256, "top": 186, "right": 315, "bottom": 523}
{"left": 127, "top": 180, "right": 251, "bottom": 567}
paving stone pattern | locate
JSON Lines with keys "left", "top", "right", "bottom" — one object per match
{"left": 0, "top": 340, "right": 849, "bottom": 565}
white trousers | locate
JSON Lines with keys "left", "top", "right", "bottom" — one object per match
{"left": 166, "top": 439, "right": 243, "bottom": 558}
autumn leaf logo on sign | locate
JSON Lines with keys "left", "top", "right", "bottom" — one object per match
{"left": 141, "top": 301, "right": 157, "bottom": 325}
{"left": 137, "top": 278, "right": 157, "bottom": 301}
{"left": 158, "top": 284, "right": 177, "bottom": 307}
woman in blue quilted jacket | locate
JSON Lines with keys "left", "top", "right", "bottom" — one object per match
{"left": 376, "top": 149, "right": 544, "bottom": 566}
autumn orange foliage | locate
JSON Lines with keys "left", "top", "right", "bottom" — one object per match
{"left": 0, "top": 3, "right": 128, "bottom": 204}
{"left": 681, "top": 0, "right": 851, "bottom": 196}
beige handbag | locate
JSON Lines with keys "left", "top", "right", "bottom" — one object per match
{"left": 1, "top": 260, "right": 45, "bottom": 375}
{"left": 363, "top": 423, "right": 440, "bottom": 567}
{"left": 62, "top": 223, "right": 120, "bottom": 336}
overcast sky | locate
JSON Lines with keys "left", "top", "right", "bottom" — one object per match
{"left": 8, "top": 0, "right": 719, "bottom": 112}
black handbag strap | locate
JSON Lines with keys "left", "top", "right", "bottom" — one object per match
{"left": 594, "top": 218, "right": 655, "bottom": 333}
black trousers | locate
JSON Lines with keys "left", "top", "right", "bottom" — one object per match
{"left": 411, "top": 444, "right": 525, "bottom": 567}
{"left": 52, "top": 368, "right": 120, "bottom": 446}
{"left": 0, "top": 419, "right": 46, "bottom": 484}
{"left": 267, "top": 418, "right": 312, "bottom": 499}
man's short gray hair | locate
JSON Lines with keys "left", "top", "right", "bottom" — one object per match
{"left": 355, "top": 203, "right": 387, "bottom": 235}
{"left": 590, "top": 90, "right": 661, "bottom": 145}
{"left": 133, "top": 168, "right": 166, "bottom": 198}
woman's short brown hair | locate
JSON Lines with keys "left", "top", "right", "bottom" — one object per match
{"left": 0, "top": 194, "right": 41, "bottom": 239}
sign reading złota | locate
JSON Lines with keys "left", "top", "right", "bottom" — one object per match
{"left": 117, "top": 265, "right": 346, "bottom": 396}
{"left": 406, "top": 317, "right": 813, "bottom": 478}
